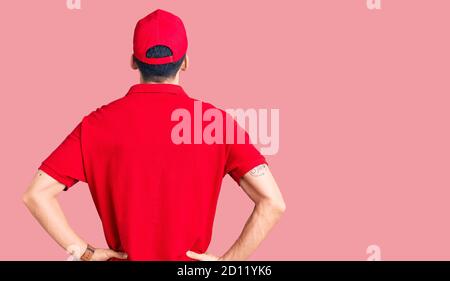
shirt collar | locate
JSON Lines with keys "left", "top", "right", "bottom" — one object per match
{"left": 126, "top": 83, "right": 188, "bottom": 97}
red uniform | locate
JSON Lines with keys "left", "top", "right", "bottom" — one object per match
{"left": 39, "top": 83, "right": 266, "bottom": 260}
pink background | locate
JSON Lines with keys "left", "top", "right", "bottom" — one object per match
{"left": 1, "top": 0, "right": 449, "bottom": 260}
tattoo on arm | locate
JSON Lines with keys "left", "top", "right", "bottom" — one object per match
{"left": 250, "top": 164, "right": 267, "bottom": 177}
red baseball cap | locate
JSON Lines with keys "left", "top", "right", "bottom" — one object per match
{"left": 133, "top": 9, "right": 188, "bottom": 65}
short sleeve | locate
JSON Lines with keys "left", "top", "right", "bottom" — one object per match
{"left": 38, "top": 122, "right": 86, "bottom": 190}
{"left": 225, "top": 120, "right": 268, "bottom": 184}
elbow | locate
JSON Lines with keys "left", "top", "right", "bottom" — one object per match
{"left": 259, "top": 197, "right": 286, "bottom": 215}
{"left": 273, "top": 199, "right": 286, "bottom": 214}
{"left": 22, "top": 191, "right": 34, "bottom": 208}
{"left": 22, "top": 190, "right": 42, "bottom": 208}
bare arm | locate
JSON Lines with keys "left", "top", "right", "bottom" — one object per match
{"left": 23, "top": 170, "right": 127, "bottom": 260}
{"left": 187, "top": 164, "right": 286, "bottom": 261}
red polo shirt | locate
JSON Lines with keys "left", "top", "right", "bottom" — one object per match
{"left": 38, "top": 83, "right": 267, "bottom": 261}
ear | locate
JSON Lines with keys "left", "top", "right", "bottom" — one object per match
{"left": 181, "top": 55, "right": 189, "bottom": 72}
{"left": 131, "top": 55, "right": 138, "bottom": 70}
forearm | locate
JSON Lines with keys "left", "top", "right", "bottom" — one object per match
{"left": 23, "top": 191, "right": 87, "bottom": 256}
{"left": 24, "top": 171, "right": 128, "bottom": 261}
{"left": 221, "top": 199, "right": 284, "bottom": 261}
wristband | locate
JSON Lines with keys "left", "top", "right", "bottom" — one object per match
{"left": 80, "top": 244, "right": 95, "bottom": 261}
